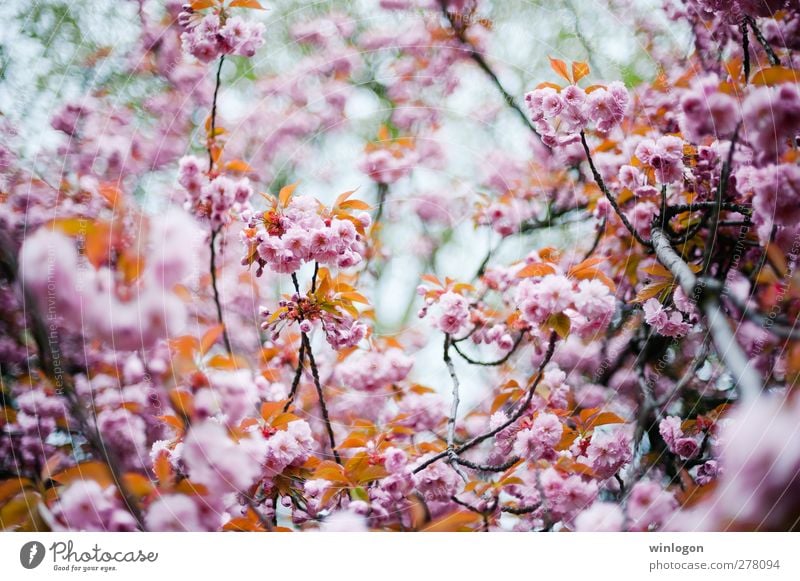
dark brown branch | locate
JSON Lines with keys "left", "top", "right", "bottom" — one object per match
{"left": 453, "top": 456, "right": 521, "bottom": 472}
{"left": 745, "top": 16, "right": 780, "bottom": 66}
{"left": 282, "top": 339, "right": 307, "bottom": 413}
{"left": 0, "top": 230, "right": 145, "bottom": 530}
{"left": 501, "top": 503, "right": 541, "bottom": 515}
{"left": 209, "top": 227, "right": 233, "bottom": 354}
{"left": 208, "top": 55, "right": 225, "bottom": 172}
{"left": 303, "top": 333, "right": 342, "bottom": 465}
{"left": 580, "top": 131, "right": 652, "bottom": 247}
{"left": 437, "top": 1, "right": 542, "bottom": 141}
{"left": 741, "top": 18, "right": 751, "bottom": 83}
{"left": 413, "top": 332, "right": 558, "bottom": 474}
{"left": 205, "top": 56, "right": 232, "bottom": 354}
{"left": 664, "top": 202, "right": 751, "bottom": 217}
{"left": 451, "top": 332, "right": 526, "bottom": 367}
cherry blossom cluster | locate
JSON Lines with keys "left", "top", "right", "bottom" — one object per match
{"left": 259, "top": 291, "right": 368, "bottom": 350}
{"left": 179, "top": 155, "right": 254, "bottom": 228}
{"left": 241, "top": 194, "right": 370, "bottom": 276}
{"left": 179, "top": 4, "right": 266, "bottom": 62}
{"left": 516, "top": 274, "right": 616, "bottom": 339}
{"left": 336, "top": 349, "right": 414, "bottom": 391}
{"left": 525, "top": 81, "right": 630, "bottom": 146}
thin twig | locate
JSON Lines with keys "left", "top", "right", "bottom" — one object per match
{"left": 452, "top": 456, "right": 521, "bottom": 472}
{"left": 580, "top": 131, "right": 652, "bottom": 247}
{"left": 209, "top": 227, "right": 233, "bottom": 354}
{"left": 451, "top": 332, "right": 526, "bottom": 367}
{"left": 303, "top": 333, "right": 342, "bottom": 465}
{"left": 205, "top": 56, "right": 232, "bottom": 354}
{"left": 500, "top": 503, "right": 541, "bottom": 515}
{"left": 444, "top": 334, "right": 460, "bottom": 454}
{"left": 741, "top": 18, "right": 751, "bottom": 83}
{"left": 746, "top": 16, "right": 780, "bottom": 66}
{"left": 437, "top": 0, "right": 543, "bottom": 141}
{"left": 208, "top": 56, "right": 225, "bottom": 172}
{"left": 282, "top": 339, "right": 307, "bottom": 413}
{"left": 413, "top": 332, "right": 558, "bottom": 474}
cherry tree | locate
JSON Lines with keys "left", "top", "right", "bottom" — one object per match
{"left": 1, "top": 0, "right": 799, "bottom": 532}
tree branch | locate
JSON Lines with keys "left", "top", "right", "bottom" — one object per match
{"left": 0, "top": 230, "right": 145, "bottom": 530}
{"left": 413, "top": 332, "right": 558, "bottom": 474}
{"left": 209, "top": 227, "right": 233, "bottom": 354}
{"left": 650, "top": 228, "right": 761, "bottom": 400}
{"left": 580, "top": 131, "right": 652, "bottom": 247}
{"left": 437, "top": 0, "right": 543, "bottom": 141}
{"left": 303, "top": 333, "right": 342, "bottom": 465}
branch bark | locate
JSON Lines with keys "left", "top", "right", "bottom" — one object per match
{"left": 650, "top": 227, "right": 761, "bottom": 400}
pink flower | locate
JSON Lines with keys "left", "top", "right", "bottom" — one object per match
{"left": 383, "top": 447, "right": 408, "bottom": 474}
{"left": 659, "top": 416, "right": 683, "bottom": 450}
{"left": 586, "top": 427, "right": 632, "bottom": 478}
{"left": 540, "top": 467, "right": 598, "bottom": 521}
{"left": 145, "top": 494, "right": 221, "bottom": 531}
{"left": 574, "top": 502, "right": 625, "bottom": 531}
{"left": 541, "top": 90, "right": 564, "bottom": 118}
{"left": 742, "top": 84, "right": 800, "bottom": 164}
{"left": 675, "top": 437, "right": 700, "bottom": 459}
{"left": 627, "top": 480, "right": 677, "bottom": 531}
{"left": 513, "top": 413, "right": 562, "bottom": 461}
{"left": 643, "top": 298, "right": 691, "bottom": 337}
{"left": 436, "top": 291, "right": 470, "bottom": 336}
{"left": 573, "top": 278, "right": 615, "bottom": 320}
{"left": 413, "top": 456, "right": 460, "bottom": 501}
{"left": 680, "top": 88, "right": 740, "bottom": 142}
{"left": 181, "top": 421, "right": 264, "bottom": 494}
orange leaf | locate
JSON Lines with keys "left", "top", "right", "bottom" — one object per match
{"left": 572, "top": 61, "right": 590, "bottom": 84}
{"left": 535, "top": 81, "right": 563, "bottom": 91}
{"left": 200, "top": 324, "right": 224, "bottom": 355}
{"left": 420, "top": 274, "right": 442, "bottom": 286}
{"left": 154, "top": 453, "right": 173, "bottom": 488}
{"left": 98, "top": 182, "right": 124, "bottom": 209}
{"left": 122, "top": 473, "right": 154, "bottom": 498}
{"left": 314, "top": 461, "right": 347, "bottom": 483}
{"left": 0, "top": 478, "right": 34, "bottom": 506}
{"left": 338, "top": 199, "right": 372, "bottom": 211}
{"left": 549, "top": 57, "right": 571, "bottom": 83}
{"left": 339, "top": 434, "right": 368, "bottom": 449}
{"left": 751, "top": 66, "right": 800, "bottom": 86}
{"left": 229, "top": 0, "right": 265, "bottom": 9}
{"left": 633, "top": 282, "right": 673, "bottom": 303}
{"left": 421, "top": 510, "right": 481, "bottom": 532}
{"left": 278, "top": 183, "right": 298, "bottom": 207}
{"left": 169, "top": 389, "right": 195, "bottom": 419}
{"left": 377, "top": 125, "right": 391, "bottom": 142}
{"left": 225, "top": 159, "right": 253, "bottom": 173}
{"left": 568, "top": 256, "right": 607, "bottom": 273}
{"left": 51, "top": 461, "right": 114, "bottom": 489}
{"left": 190, "top": 0, "right": 217, "bottom": 9}
{"left": 156, "top": 414, "right": 185, "bottom": 433}
{"left": 260, "top": 400, "right": 287, "bottom": 422}
{"left": 84, "top": 222, "right": 112, "bottom": 268}
{"left": 517, "top": 262, "right": 556, "bottom": 278}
